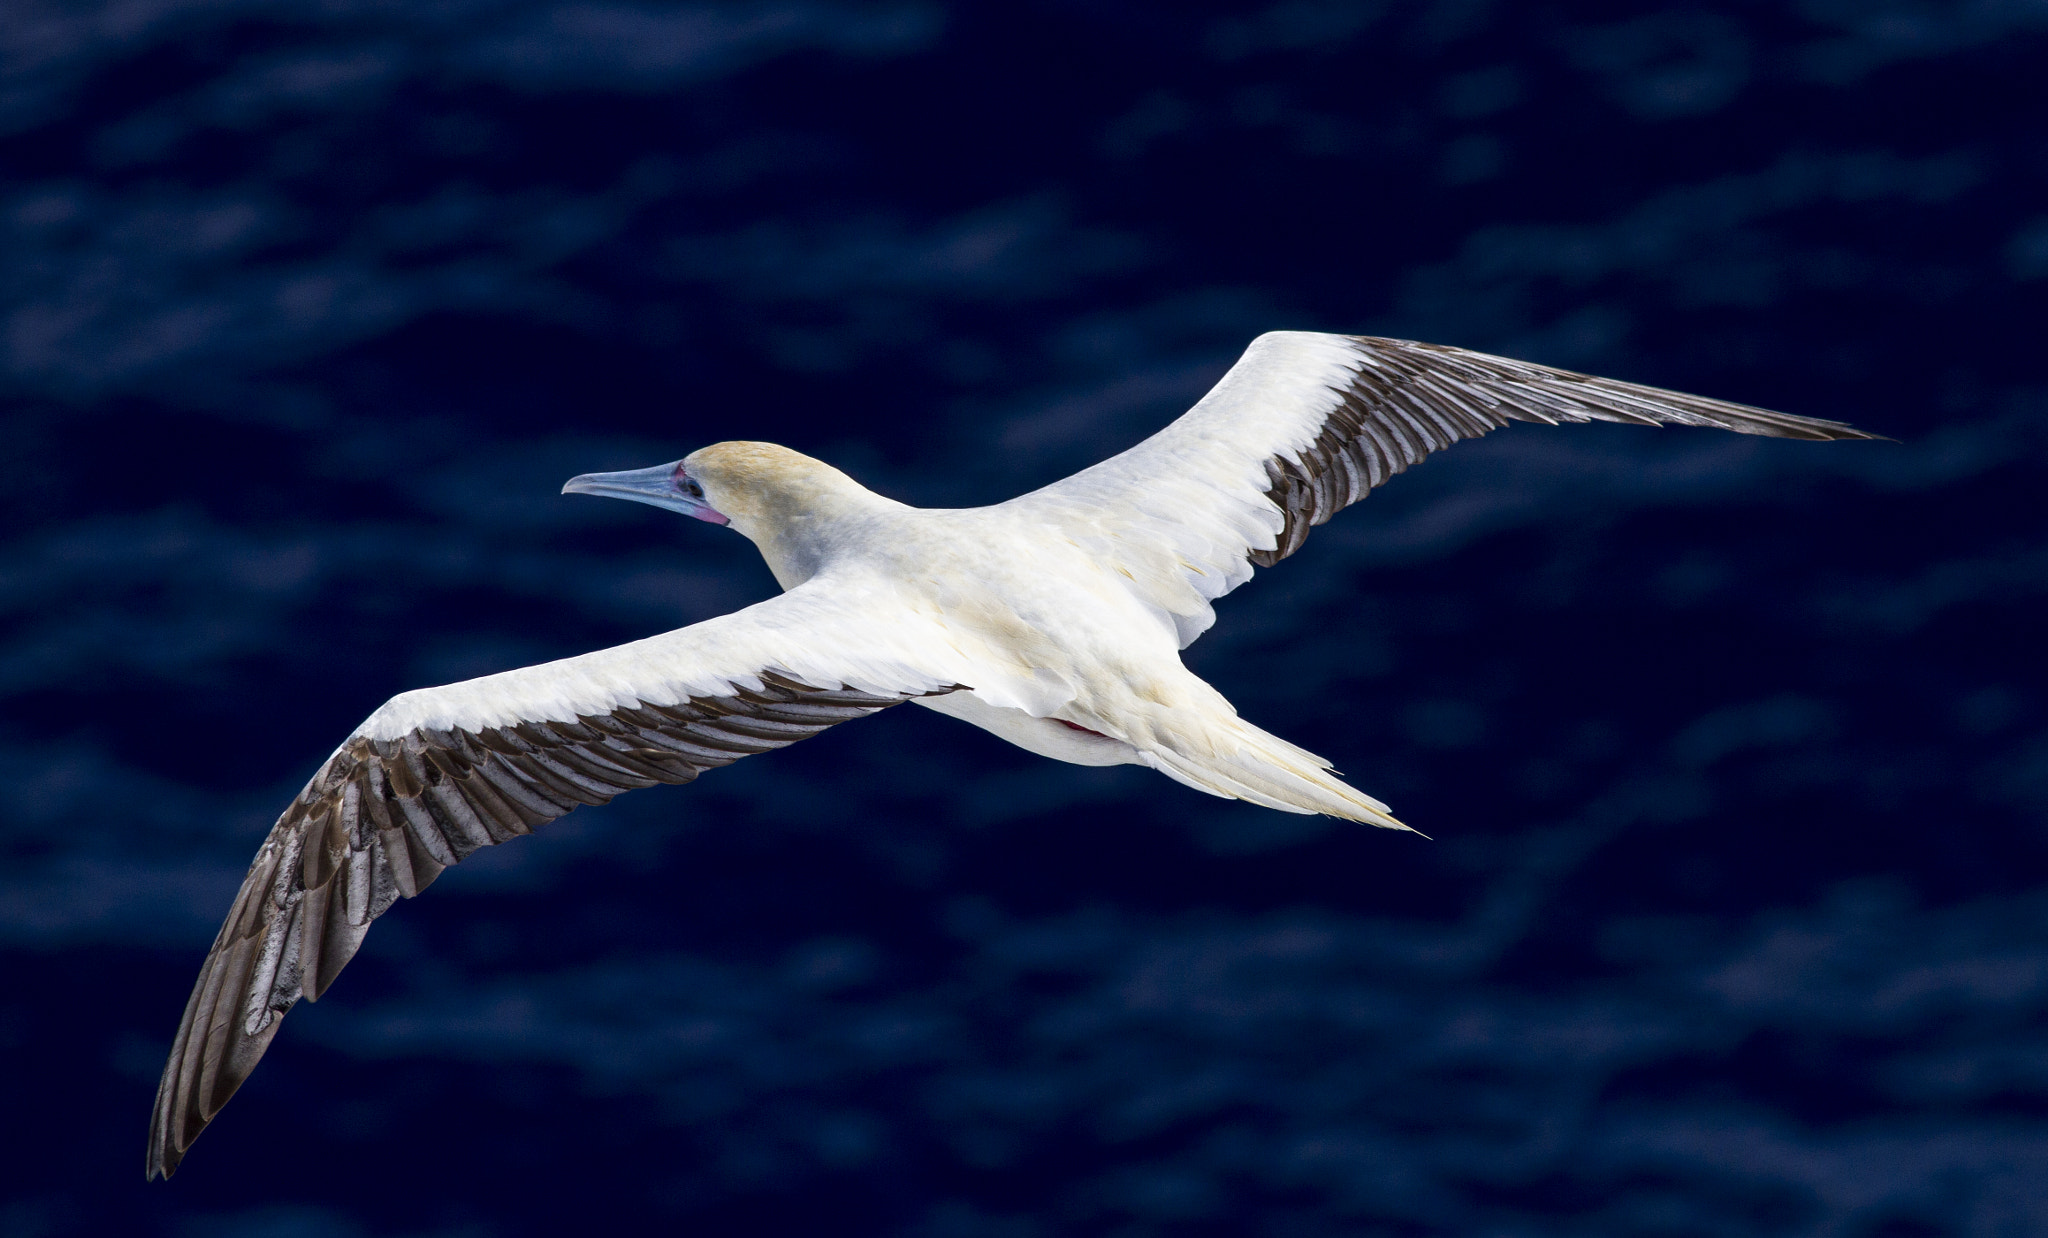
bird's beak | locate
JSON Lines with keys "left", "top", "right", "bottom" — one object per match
{"left": 561, "top": 460, "right": 731, "bottom": 526}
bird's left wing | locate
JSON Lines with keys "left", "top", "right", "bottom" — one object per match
{"left": 148, "top": 581, "right": 962, "bottom": 1179}
{"left": 1013, "top": 331, "right": 1877, "bottom": 645}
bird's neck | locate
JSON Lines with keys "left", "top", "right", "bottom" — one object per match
{"left": 735, "top": 479, "right": 906, "bottom": 590}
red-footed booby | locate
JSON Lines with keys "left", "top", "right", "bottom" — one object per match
{"left": 147, "top": 331, "right": 1876, "bottom": 1177}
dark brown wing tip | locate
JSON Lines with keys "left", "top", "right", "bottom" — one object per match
{"left": 1349, "top": 333, "right": 1890, "bottom": 444}
{"left": 147, "top": 997, "right": 280, "bottom": 1181}
{"left": 1721, "top": 407, "right": 1890, "bottom": 442}
{"left": 145, "top": 1137, "right": 179, "bottom": 1181}
{"left": 1739, "top": 421, "right": 1891, "bottom": 443}
{"left": 146, "top": 1082, "right": 190, "bottom": 1180}
{"left": 1799, "top": 420, "right": 1894, "bottom": 443}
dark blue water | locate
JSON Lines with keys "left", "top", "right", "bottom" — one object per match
{"left": 5, "top": 2, "right": 2046, "bottom": 1234}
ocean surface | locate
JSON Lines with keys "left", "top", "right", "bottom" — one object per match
{"left": 3, "top": 2, "right": 2046, "bottom": 1234}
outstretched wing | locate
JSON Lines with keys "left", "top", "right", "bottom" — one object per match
{"left": 1015, "top": 331, "right": 1879, "bottom": 645}
{"left": 148, "top": 583, "right": 963, "bottom": 1179}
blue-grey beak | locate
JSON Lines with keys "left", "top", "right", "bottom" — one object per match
{"left": 561, "top": 460, "right": 731, "bottom": 526}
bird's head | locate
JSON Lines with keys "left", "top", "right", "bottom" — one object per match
{"left": 562, "top": 442, "right": 878, "bottom": 569}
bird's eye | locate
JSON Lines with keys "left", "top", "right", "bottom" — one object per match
{"left": 677, "top": 475, "right": 704, "bottom": 500}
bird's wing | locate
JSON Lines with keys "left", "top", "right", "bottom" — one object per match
{"left": 1013, "top": 331, "right": 1877, "bottom": 645}
{"left": 148, "top": 581, "right": 963, "bottom": 1180}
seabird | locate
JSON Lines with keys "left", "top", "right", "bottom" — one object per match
{"left": 147, "top": 331, "right": 1876, "bottom": 1177}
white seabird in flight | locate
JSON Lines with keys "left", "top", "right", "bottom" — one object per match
{"left": 147, "top": 331, "right": 1876, "bottom": 1177}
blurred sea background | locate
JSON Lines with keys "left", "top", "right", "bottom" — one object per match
{"left": 4, "top": 1, "right": 2047, "bottom": 1234}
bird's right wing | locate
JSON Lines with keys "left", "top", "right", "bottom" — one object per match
{"left": 1013, "top": 331, "right": 1877, "bottom": 645}
{"left": 148, "top": 580, "right": 964, "bottom": 1180}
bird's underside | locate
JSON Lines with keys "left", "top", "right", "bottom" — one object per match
{"left": 148, "top": 331, "right": 1879, "bottom": 1178}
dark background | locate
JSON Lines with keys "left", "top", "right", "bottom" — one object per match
{"left": 5, "top": 2, "right": 2047, "bottom": 1234}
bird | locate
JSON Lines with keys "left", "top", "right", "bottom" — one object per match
{"left": 146, "top": 330, "right": 1877, "bottom": 1178}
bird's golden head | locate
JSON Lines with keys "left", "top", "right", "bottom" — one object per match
{"left": 682, "top": 441, "right": 871, "bottom": 541}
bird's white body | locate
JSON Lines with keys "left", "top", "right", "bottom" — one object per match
{"left": 362, "top": 332, "right": 1431, "bottom": 823}
{"left": 365, "top": 439, "right": 1394, "bottom": 821}
{"left": 152, "top": 329, "right": 1877, "bottom": 1178}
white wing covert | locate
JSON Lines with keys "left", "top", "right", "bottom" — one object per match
{"left": 1016, "top": 331, "right": 1878, "bottom": 646}
{"left": 147, "top": 582, "right": 962, "bottom": 1179}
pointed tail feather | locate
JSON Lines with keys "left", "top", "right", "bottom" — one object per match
{"left": 1139, "top": 721, "right": 1414, "bottom": 831}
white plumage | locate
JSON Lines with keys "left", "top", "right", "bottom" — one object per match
{"left": 148, "top": 330, "right": 1877, "bottom": 1178}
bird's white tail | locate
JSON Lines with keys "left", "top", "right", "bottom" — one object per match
{"left": 1138, "top": 717, "right": 1413, "bottom": 831}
